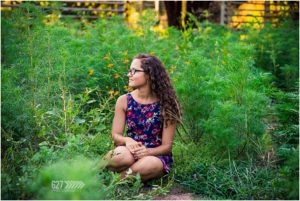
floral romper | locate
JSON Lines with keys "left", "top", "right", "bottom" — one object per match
{"left": 125, "top": 93, "right": 173, "bottom": 173}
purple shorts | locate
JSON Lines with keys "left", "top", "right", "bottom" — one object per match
{"left": 156, "top": 155, "right": 173, "bottom": 174}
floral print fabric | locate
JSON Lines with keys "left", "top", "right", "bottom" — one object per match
{"left": 126, "top": 93, "right": 173, "bottom": 173}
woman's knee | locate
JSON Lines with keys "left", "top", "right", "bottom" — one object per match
{"left": 110, "top": 146, "right": 135, "bottom": 167}
{"left": 104, "top": 150, "right": 113, "bottom": 161}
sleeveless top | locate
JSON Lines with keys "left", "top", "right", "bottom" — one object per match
{"left": 126, "top": 93, "right": 163, "bottom": 148}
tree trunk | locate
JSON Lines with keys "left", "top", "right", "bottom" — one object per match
{"left": 164, "top": 1, "right": 182, "bottom": 29}
{"left": 164, "top": 1, "right": 211, "bottom": 29}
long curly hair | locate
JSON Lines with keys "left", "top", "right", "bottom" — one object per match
{"left": 134, "top": 53, "right": 182, "bottom": 127}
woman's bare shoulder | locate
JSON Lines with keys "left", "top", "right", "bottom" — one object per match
{"left": 116, "top": 94, "right": 128, "bottom": 111}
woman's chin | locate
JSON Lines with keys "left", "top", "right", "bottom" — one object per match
{"left": 128, "top": 84, "right": 137, "bottom": 89}
{"left": 128, "top": 83, "right": 135, "bottom": 88}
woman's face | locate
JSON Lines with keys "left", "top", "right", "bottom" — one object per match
{"left": 127, "top": 59, "right": 149, "bottom": 88}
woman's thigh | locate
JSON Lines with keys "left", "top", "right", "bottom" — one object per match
{"left": 128, "top": 156, "right": 165, "bottom": 181}
{"left": 106, "top": 146, "right": 135, "bottom": 172}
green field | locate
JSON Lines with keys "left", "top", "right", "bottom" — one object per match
{"left": 2, "top": 3, "right": 299, "bottom": 200}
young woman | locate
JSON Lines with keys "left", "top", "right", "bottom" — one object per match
{"left": 105, "top": 53, "right": 182, "bottom": 182}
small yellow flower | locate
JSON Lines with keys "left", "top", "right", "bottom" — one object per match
{"left": 240, "top": 34, "right": 247, "bottom": 41}
{"left": 170, "top": 65, "right": 176, "bottom": 74}
{"left": 114, "top": 74, "right": 119, "bottom": 79}
{"left": 175, "top": 46, "right": 179, "bottom": 51}
{"left": 114, "top": 91, "right": 119, "bottom": 96}
{"left": 123, "top": 59, "right": 129, "bottom": 64}
{"left": 184, "top": 61, "right": 190, "bottom": 65}
{"left": 87, "top": 69, "right": 94, "bottom": 77}
{"left": 149, "top": 52, "right": 155, "bottom": 55}
{"left": 107, "top": 63, "right": 114, "bottom": 68}
{"left": 108, "top": 90, "right": 114, "bottom": 95}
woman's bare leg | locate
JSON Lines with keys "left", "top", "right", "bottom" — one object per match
{"left": 104, "top": 146, "right": 135, "bottom": 172}
{"left": 121, "top": 156, "right": 165, "bottom": 182}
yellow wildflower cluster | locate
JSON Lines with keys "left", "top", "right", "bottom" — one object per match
{"left": 39, "top": 1, "right": 49, "bottom": 6}
{"left": 151, "top": 25, "right": 168, "bottom": 38}
{"left": 108, "top": 90, "right": 119, "bottom": 97}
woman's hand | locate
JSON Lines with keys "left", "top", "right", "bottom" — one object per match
{"left": 133, "top": 145, "right": 150, "bottom": 160}
{"left": 125, "top": 137, "right": 143, "bottom": 154}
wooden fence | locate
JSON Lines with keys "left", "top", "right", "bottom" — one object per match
{"left": 1, "top": 1, "right": 298, "bottom": 26}
{"left": 1, "top": 0, "right": 126, "bottom": 19}
{"left": 220, "top": 1, "right": 297, "bottom": 28}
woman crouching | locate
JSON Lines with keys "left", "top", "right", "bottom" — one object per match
{"left": 104, "top": 53, "right": 182, "bottom": 182}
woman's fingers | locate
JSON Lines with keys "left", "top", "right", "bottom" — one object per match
{"left": 126, "top": 145, "right": 135, "bottom": 154}
{"left": 126, "top": 141, "right": 144, "bottom": 157}
{"left": 132, "top": 143, "right": 142, "bottom": 151}
{"left": 135, "top": 142, "right": 143, "bottom": 147}
{"left": 134, "top": 147, "right": 146, "bottom": 156}
{"left": 133, "top": 145, "right": 143, "bottom": 151}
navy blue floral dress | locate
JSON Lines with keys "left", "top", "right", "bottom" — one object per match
{"left": 125, "top": 93, "right": 173, "bottom": 173}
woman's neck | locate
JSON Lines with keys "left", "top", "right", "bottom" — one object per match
{"left": 136, "top": 86, "right": 155, "bottom": 100}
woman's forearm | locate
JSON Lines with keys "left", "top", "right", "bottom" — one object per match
{"left": 112, "top": 133, "right": 130, "bottom": 146}
{"left": 148, "top": 144, "right": 172, "bottom": 156}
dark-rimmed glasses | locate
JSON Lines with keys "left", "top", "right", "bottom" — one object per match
{"left": 128, "top": 68, "right": 145, "bottom": 76}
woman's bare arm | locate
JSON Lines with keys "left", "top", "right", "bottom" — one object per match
{"left": 111, "top": 94, "right": 129, "bottom": 146}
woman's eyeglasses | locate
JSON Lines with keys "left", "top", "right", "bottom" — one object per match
{"left": 128, "top": 68, "right": 145, "bottom": 76}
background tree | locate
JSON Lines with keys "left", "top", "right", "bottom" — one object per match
{"left": 164, "top": 1, "right": 211, "bottom": 29}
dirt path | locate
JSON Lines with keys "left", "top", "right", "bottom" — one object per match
{"left": 153, "top": 184, "right": 202, "bottom": 200}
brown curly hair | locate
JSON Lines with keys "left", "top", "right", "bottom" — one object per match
{"left": 134, "top": 53, "right": 182, "bottom": 127}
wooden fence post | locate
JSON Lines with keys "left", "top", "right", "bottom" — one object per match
{"left": 264, "top": 0, "right": 270, "bottom": 23}
{"left": 181, "top": 0, "right": 187, "bottom": 28}
{"left": 220, "top": 1, "right": 225, "bottom": 25}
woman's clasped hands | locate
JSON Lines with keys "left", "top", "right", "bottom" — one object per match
{"left": 125, "top": 137, "right": 149, "bottom": 160}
